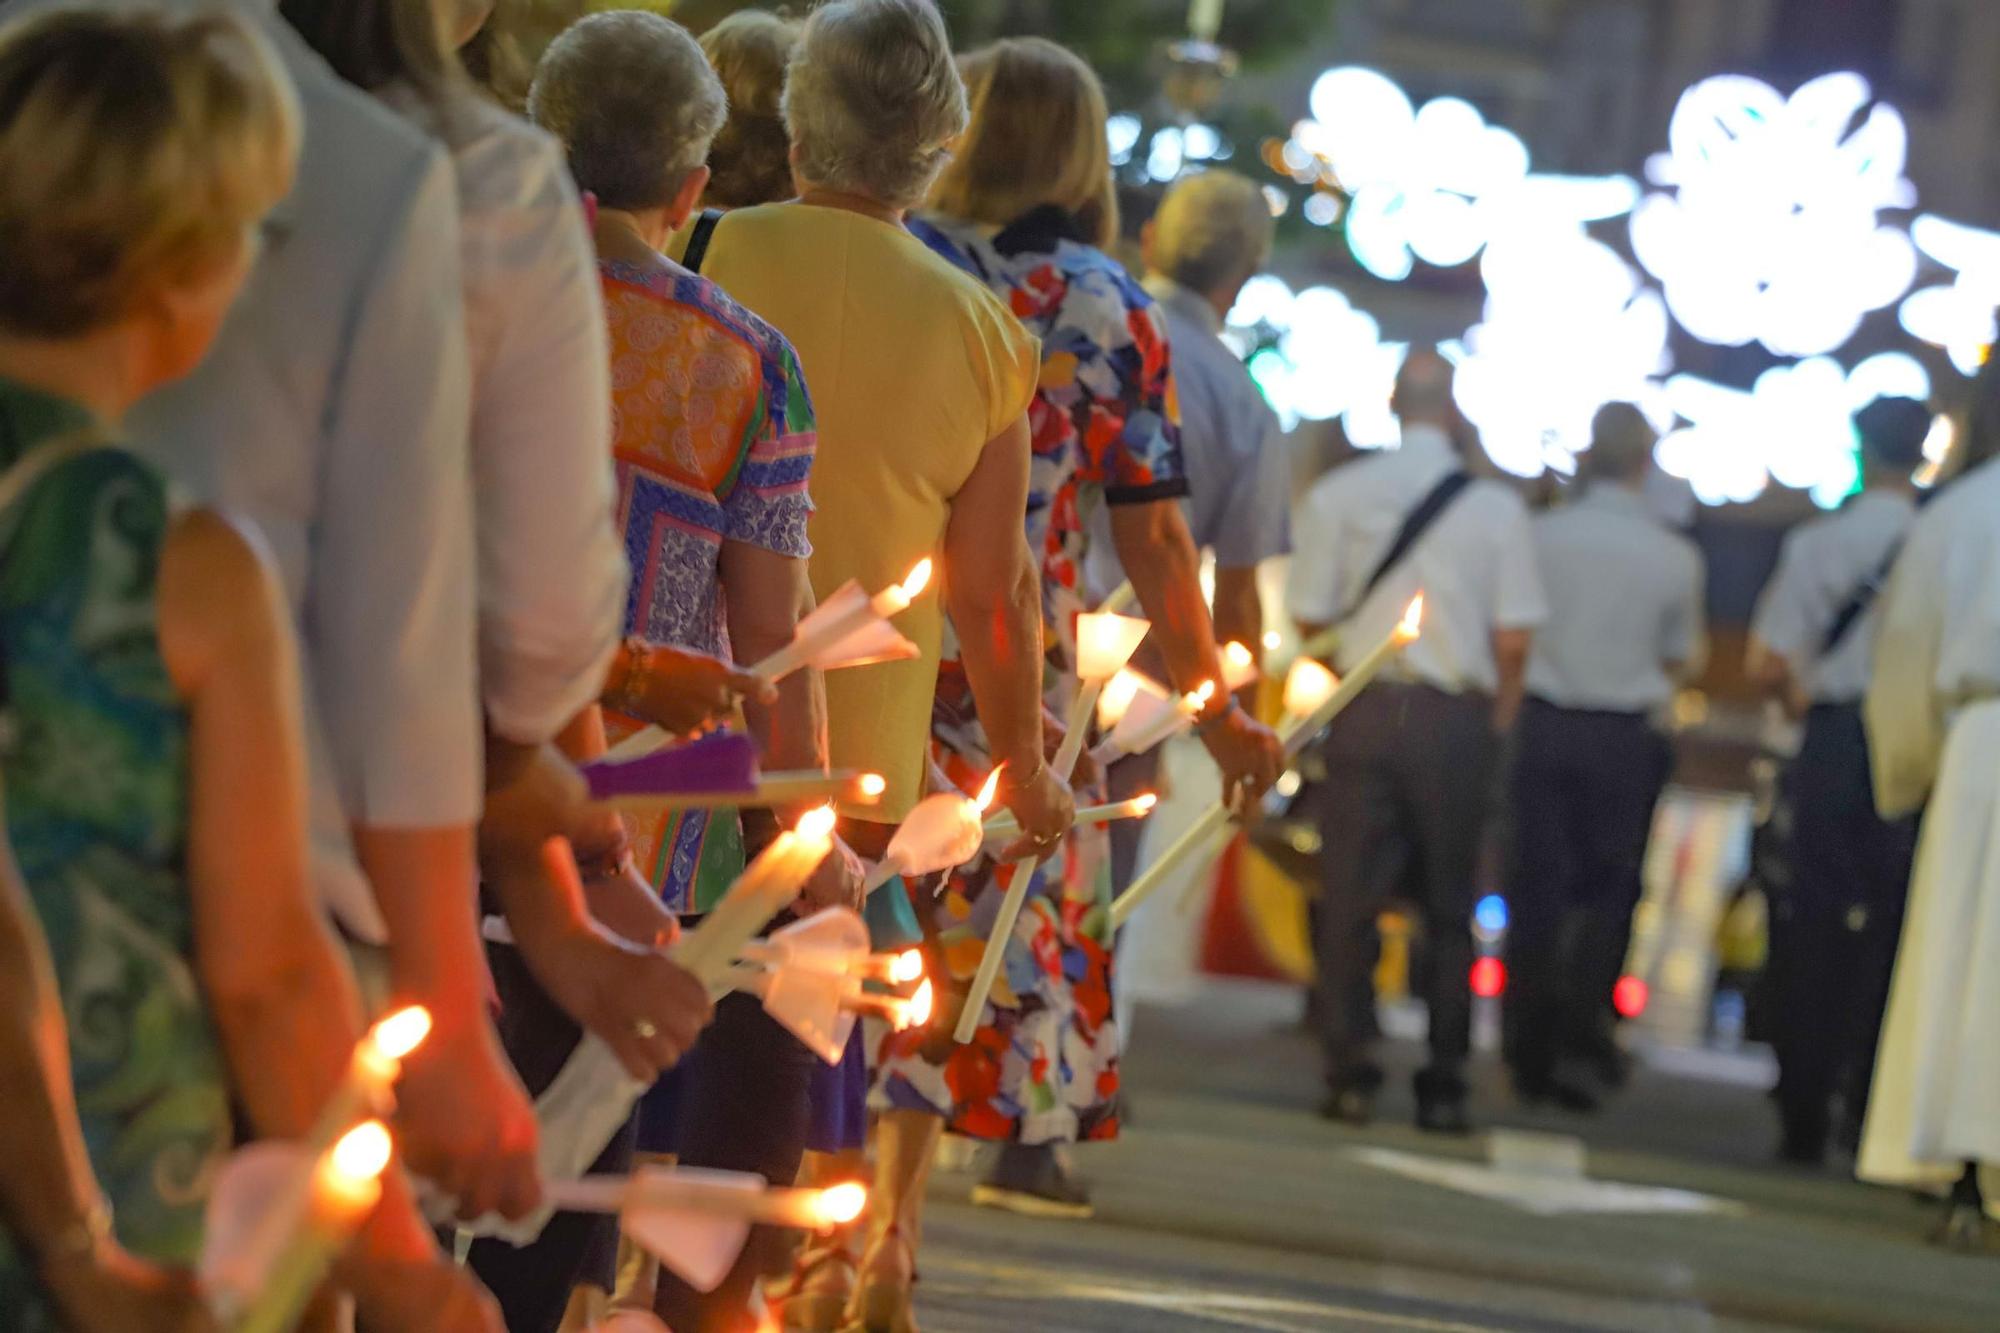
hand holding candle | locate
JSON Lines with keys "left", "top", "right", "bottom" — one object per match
{"left": 981, "top": 792, "right": 1158, "bottom": 844}
{"left": 860, "top": 768, "right": 1002, "bottom": 895}
{"left": 1108, "top": 596, "right": 1425, "bottom": 930}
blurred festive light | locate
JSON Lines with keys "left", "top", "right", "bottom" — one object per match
{"left": 1469, "top": 956, "right": 1507, "bottom": 999}
{"left": 1901, "top": 214, "right": 2000, "bottom": 374}
{"left": 1613, "top": 975, "right": 1650, "bottom": 1020}
{"left": 1473, "top": 895, "right": 1509, "bottom": 936}
{"left": 1631, "top": 72, "right": 1918, "bottom": 357}
{"left": 1107, "top": 114, "right": 1142, "bottom": 167}
{"left": 1225, "top": 277, "right": 1405, "bottom": 441}
{"left": 1654, "top": 352, "right": 1932, "bottom": 508}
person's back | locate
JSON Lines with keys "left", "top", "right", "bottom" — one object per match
{"left": 134, "top": 17, "right": 479, "bottom": 938}
{"left": 698, "top": 202, "right": 1038, "bottom": 817}
{"left": 1529, "top": 485, "right": 1704, "bottom": 713}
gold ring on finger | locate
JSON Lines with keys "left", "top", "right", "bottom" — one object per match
{"left": 632, "top": 1017, "right": 659, "bottom": 1041}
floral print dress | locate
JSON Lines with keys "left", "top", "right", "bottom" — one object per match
{"left": 0, "top": 381, "right": 231, "bottom": 1329}
{"left": 871, "top": 208, "right": 1187, "bottom": 1145}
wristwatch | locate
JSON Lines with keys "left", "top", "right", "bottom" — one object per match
{"left": 1194, "top": 693, "right": 1242, "bottom": 736}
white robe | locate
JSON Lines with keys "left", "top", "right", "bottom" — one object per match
{"left": 1857, "top": 458, "right": 2000, "bottom": 1205}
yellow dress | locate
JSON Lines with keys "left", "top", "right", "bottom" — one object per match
{"left": 688, "top": 204, "right": 1039, "bottom": 821}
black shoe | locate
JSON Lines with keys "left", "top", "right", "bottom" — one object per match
{"left": 1319, "top": 1086, "right": 1376, "bottom": 1126}
{"left": 1414, "top": 1068, "right": 1473, "bottom": 1136}
{"left": 1515, "top": 1071, "right": 1601, "bottom": 1114}
{"left": 1777, "top": 1108, "right": 1829, "bottom": 1166}
{"left": 970, "top": 1144, "right": 1094, "bottom": 1220}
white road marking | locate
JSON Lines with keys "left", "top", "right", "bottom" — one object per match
{"left": 1345, "top": 1146, "right": 1746, "bottom": 1217}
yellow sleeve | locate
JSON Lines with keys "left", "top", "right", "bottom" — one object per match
{"left": 969, "top": 291, "right": 1042, "bottom": 441}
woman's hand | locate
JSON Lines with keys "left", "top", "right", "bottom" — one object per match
{"left": 609, "top": 643, "right": 773, "bottom": 737}
{"left": 42, "top": 1244, "right": 217, "bottom": 1333}
{"left": 996, "top": 762, "right": 1076, "bottom": 863}
{"left": 516, "top": 914, "right": 714, "bottom": 1084}
{"left": 1197, "top": 701, "right": 1284, "bottom": 813}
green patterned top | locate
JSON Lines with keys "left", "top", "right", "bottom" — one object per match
{"left": 0, "top": 377, "right": 231, "bottom": 1326}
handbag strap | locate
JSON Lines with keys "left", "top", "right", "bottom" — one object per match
{"left": 1329, "top": 470, "right": 1472, "bottom": 629}
{"left": 1820, "top": 540, "right": 1901, "bottom": 658}
{"left": 681, "top": 208, "right": 725, "bottom": 275}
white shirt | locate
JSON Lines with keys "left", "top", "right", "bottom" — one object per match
{"left": 1750, "top": 489, "right": 1916, "bottom": 706}
{"left": 1865, "top": 459, "right": 2000, "bottom": 817}
{"left": 1526, "top": 485, "right": 1706, "bottom": 712}
{"left": 1084, "top": 278, "right": 1292, "bottom": 598}
{"left": 1289, "top": 425, "right": 1548, "bottom": 694}
{"left": 130, "top": 14, "right": 477, "bottom": 939}
{"left": 383, "top": 88, "right": 626, "bottom": 745}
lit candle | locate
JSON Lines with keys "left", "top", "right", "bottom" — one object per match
{"left": 673, "top": 805, "right": 840, "bottom": 989}
{"left": 1219, "top": 640, "right": 1259, "bottom": 692}
{"left": 549, "top": 1168, "right": 869, "bottom": 1234}
{"left": 1051, "top": 611, "right": 1151, "bottom": 778}
{"left": 981, "top": 792, "right": 1158, "bottom": 842}
{"left": 1109, "top": 596, "right": 1424, "bottom": 929}
{"left": 1095, "top": 668, "right": 1159, "bottom": 732}
{"left": 306, "top": 1005, "right": 430, "bottom": 1156}
{"left": 860, "top": 768, "right": 1000, "bottom": 895}
{"left": 842, "top": 976, "right": 934, "bottom": 1030}
{"left": 233, "top": 1122, "right": 393, "bottom": 1333}
{"left": 1115, "top": 680, "right": 1215, "bottom": 760}
{"left": 751, "top": 560, "right": 932, "bottom": 683}
{"left": 598, "top": 770, "right": 883, "bottom": 813}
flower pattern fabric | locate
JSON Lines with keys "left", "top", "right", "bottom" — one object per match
{"left": 0, "top": 380, "right": 229, "bottom": 1329}
{"left": 601, "top": 260, "right": 815, "bottom": 912}
{"left": 871, "top": 211, "right": 1186, "bottom": 1145}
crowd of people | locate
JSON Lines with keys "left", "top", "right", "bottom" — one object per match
{"left": 1, "top": 1, "right": 1996, "bottom": 1331}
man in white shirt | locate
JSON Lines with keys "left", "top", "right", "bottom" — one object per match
{"left": 1748, "top": 396, "right": 1927, "bottom": 1164}
{"left": 1857, "top": 445, "right": 2000, "bottom": 1228}
{"left": 1290, "top": 351, "right": 1548, "bottom": 1132}
{"left": 1505, "top": 405, "right": 1705, "bottom": 1111}
{"left": 125, "top": 3, "right": 542, "bottom": 1216}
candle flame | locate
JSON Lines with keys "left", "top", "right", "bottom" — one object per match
{"left": 900, "top": 558, "right": 934, "bottom": 600}
{"left": 907, "top": 978, "right": 936, "bottom": 1027}
{"left": 857, "top": 773, "right": 887, "bottom": 799}
{"left": 1074, "top": 611, "right": 1151, "bottom": 681}
{"left": 1262, "top": 630, "right": 1283, "bottom": 650}
{"left": 973, "top": 766, "right": 1003, "bottom": 813}
{"left": 368, "top": 1006, "right": 432, "bottom": 1062}
{"left": 889, "top": 949, "right": 925, "bottom": 985}
{"left": 1223, "top": 641, "right": 1253, "bottom": 671}
{"left": 797, "top": 805, "right": 838, "bottom": 839}
{"left": 1283, "top": 658, "right": 1340, "bottom": 717}
{"left": 1398, "top": 594, "right": 1425, "bottom": 640}
{"left": 330, "top": 1120, "right": 393, "bottom": 1182}
{"left": 1131, "top": 793, "right": 1159, "bottom": 814}
{"left": 1183, "top": 680, "right": 1216, "bottom": 712}
{"left": 814, "top": 1181, "right": 868, "bottom": 1227}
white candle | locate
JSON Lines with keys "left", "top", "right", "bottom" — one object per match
{"left": 982, "top": 792, "right": 1157, "bottom": 842}
{"left": 235, "top": 1122, "right": 392, "bottom": 1333}
{"left": 306, "top": 1005, "right": 431, "bottom": 1156}
{"left": 550, "top": 1169, "right": 868, "bottom": 1233}
{"left": 1109, "top": 596, "right": 1424, "bottom": 929}
{"left": 673, "top": 806, "right": 839, "bottom": 989}
{"left": 601, "top": 770, "right": 884, "bottom": 814}
{"left": 1118, "top": 680, "right": 1215, "bottom": 759}
{"left": 1219, "top": 641, "right": 1259, "bottom": 692}
{"left": 753, "top": 561, "right": 931, "bottom": 683}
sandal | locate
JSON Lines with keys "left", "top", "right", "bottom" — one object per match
{"left": 767, "top": 1235, "right": 856, "bottom": 1332}
{"left": 842, "top": 1224, "right": 918, "bottom": 1333}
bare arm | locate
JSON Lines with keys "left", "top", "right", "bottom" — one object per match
{"left": 158, "top": 512, "right": 452, "bottom": 1280}
{"left": 946, "top": 417, "right": 1071, "bottom": 846}
{"left": 1212, "top": 563, "right": 1265, "bottom": 707}
{"left": 1491, "top": 627, "right": 1533, "bottom": 732}
{"left": 721, "top": 542, "right": 826, "bottom": 774}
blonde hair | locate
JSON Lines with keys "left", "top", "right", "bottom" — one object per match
{"left": 0, "top": 7, "right": 298, "bottom": 337}
{"left": 929, "top": 37, "right": 1117, "bottom": 248}
{"left": 700, "top": 9, "right": 800, "bottom": 207}
{"left": 1151, "top": 170, "right": 1272, "bottom": 295}
{"left": 783, "top": 0, "right": 966, "bottom": 210}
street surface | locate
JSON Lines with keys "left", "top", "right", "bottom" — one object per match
{"left": 913, "top": 981, "right": 2000, "bottom": 1332}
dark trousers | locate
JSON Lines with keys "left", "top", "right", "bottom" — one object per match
{"left": 1307, "top": 683, "right": 1499, "bottom": 1096}
{"left": 1503, "top": 699, "right": 1672, "bottom": 1084}
{"left": 1769, "top": 705, "right": 1916, "bottom": 1146}
{"left": 646, "top": 992, "right": 815, "bottom": 1332}
{"left": 466, "top": 945, "right": 634, "bottom": 1333}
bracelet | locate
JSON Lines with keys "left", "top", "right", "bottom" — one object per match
{"left": 606, "top": 636, "right": 655, "bottom": 711}
{"left": 1194, "top": 694, "right": 1241, "bottom": 736}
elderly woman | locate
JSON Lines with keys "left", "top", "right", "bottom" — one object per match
{"left": 670, "top": 1, "right": 1078, "bottom": 1327}
{"left": 866, "top": 33, "right": 1284, "bottom": 1296}
{"left": 0, "top": 9, "right": 496, "bottom": 1331}
{"left": 698, "top": 8, "right": 801, "bottom": 209}
{"left": 530, "top": 11, "right": 896, "bottom": 1330}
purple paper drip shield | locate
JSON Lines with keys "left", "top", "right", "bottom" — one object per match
{"left": 583, "top": 730, "right": 760, "bottom": 800}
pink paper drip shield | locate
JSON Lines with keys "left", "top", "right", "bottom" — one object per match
{"left": 582, "top": 730, "right": 759, "bottom": 801}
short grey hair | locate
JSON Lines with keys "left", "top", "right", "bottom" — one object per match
{"left": 528, "top": 10, "right": 726, "bottom": 212}
{"left": 1585, "top": 401, "right": 1658, "bottom": 483}
{"left": 1151, "top": 170, "right": 1273, "bottom": 295}
{"left": 782, "top": 0, "right": 966, "bottom": 210}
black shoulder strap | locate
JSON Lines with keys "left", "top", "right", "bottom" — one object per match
{"left": 1361, "top": 471, "right": 1472, "bottom": 603}
{"left": 1820, "top": 541, "right": 1902, "bottom": 657}
{"left": 681, "top": 208, "right": 724, "bottom": 275}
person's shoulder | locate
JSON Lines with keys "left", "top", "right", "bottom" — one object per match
{"left": 437, "top": 97, "right": 575, "bottom": 218}
{"left": 1467, "top": 475, "right": 1534, "bottom": 521}
{"left": 1910, "top": 459, "right": 2000, "bottom": 552}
